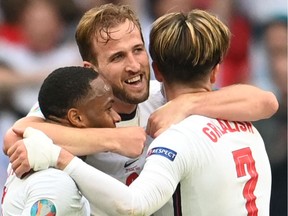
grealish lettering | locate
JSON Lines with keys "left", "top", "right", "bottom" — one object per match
{"left": 202, "top": 120, "right": 254, "bottom": 142}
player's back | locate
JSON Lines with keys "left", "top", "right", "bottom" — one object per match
{"left": 156, "top": 115, "right": 271, "bottom": 216}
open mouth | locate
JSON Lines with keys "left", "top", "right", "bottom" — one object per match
{"left": 125, "top": 74, "right": 142, "bottom": 84}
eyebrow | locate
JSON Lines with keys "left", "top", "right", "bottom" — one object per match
{"left": 104, "top": 97, "right": 115, "bottom": 107}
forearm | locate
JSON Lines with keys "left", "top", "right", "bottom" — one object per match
{"left": 6, "top": 116, "right": 146, "bottom": 158}
{"left": 63, "top": 157, "right": 134, "bottom": 215}
{"left": 6, "top": 116, "right": 113, "bottom": 156}
{"left": 62, "top": 157, "right": 174, "bottom": 216}
{"left": 34, "top": 126, "right": 116, "bottom": 156}
{"left": 184, "top": 84, "right": 279, "bottom": 121}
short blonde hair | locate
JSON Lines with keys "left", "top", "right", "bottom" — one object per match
{"left": 149, "top": 9, "right": 231, "bottom": 85}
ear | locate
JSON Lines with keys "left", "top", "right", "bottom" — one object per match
{"left": 67, "top": 108, "right": 86, "bottom": 128}
{"left": 152, "top": 61, "right": 164, "bottom": 82}
{"left": 210, "top": 64, "right": 220, "bottom": 84}
{"left": 83, "top": 61, "right": 94, "bottom": 68}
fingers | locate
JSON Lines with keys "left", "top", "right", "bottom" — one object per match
{"left": 7, "top": 139, "right": 32, "bottom": 178}
{"left": 146, "top": 117, "right": 157, "bottom": 137}
{"left": 6, "top": 140, "right": 22, "bottom": 157}
{"left": 12, "top": 127, "right": 25, "bottom": 138}
{"left": 117, "top": 127, "right": 147, "bottom": 158}
{"left": 11, "top": 156, "right": 31, "bottom": 178}
{"left": 146, "top": 118, "right": 162, "bottom": 138}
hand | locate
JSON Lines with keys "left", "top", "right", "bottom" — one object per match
{"left": 7, "top": 127, "right": 61, "bottom": 177}
{"left": 113, "top": 127, "right": 147, "bottom": 158}
{"left": 7, "top": 138, "right": 31, "bottom": 178}
{"left": 146, "top": 97, "right": 188, "bottom": 138}
{"left": 3, "top": 116, "right": 45, "bottom": 155}
{"left": 23, "top": 127, "right": 61, "bottom": 170}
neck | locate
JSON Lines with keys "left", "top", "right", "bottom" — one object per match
{"left": 164, "top": 82, "right": 211, "bottom": 101}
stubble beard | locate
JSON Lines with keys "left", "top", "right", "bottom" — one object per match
{"left": 111, "top": 84, "right": 149, "bottom": 104}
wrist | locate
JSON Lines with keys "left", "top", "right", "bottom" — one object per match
{"left": 186, "top": 92, "right": 207, "bottom": 116}
{"left": 56, "top": 149, "right": 74, "bottom": 170}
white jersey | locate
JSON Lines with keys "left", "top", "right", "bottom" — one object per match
{"left": 1, "top": 165, "right": 90, "bottom": 216}
{"left": 24, "top": 80, "right": 168, "bottom": 215}
{"left": 26, "top": 80, "right": 164, "bottom": 185}
{"left": 64, "top": 115, "right": 271, "bottom": 216}
{"left": 84, "top": 81, "right": 164, "bottom": 186}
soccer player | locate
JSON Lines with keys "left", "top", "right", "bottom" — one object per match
{"left": 13, "top": 9, "right": 271, "bottom": 215}
{"left": 4, "top": 4, "right": 278, "bottom": 156}
{"left": 5, "top": 4, "right": 277, "bottom": 215}
{"left": 2, "top": 66, "right": 120, "bottom": 215}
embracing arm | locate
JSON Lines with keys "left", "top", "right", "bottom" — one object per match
{"left": 8, "top": 127, "right": 177, "bottom": 215}
{"left": 61, "top": 156, "right": 173, "bottom": 216}
{"left": 4, "top": 116, "right": 146, "bottom": 158}
{"left": 147, "top": 84, "right": 279, "bottom": 137}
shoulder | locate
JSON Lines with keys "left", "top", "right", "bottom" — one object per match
{"left": 26, "top": 169, "right": 90, "bottom": 215}
{"left": 26, "top": 169, "right": 77, "bottom": 191}
{"left": 169, "top": 115, "right": 212, "bottom": 132}
{"left": 3, "top": 168, "right": 89, "bottom": 216}
{"left": 149, "top": 115, "right": 213, "bottom": 149}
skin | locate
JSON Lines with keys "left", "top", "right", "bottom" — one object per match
{"left": 64, "top": 77, "right": 121, "bottom": 128}
{"left": 5, "top": 6, "right": 274, "bottom": 214}
{"left": 84, "top": 19, "right": 150, "bottom": 114}
{"left": 154, "top": 62, "right": 219, "bottom": 100}
{"left": 8, "top": 76, "right": 122, "bottom": 176}
{"left": 4, "top": 7, "right": 279, "bottom": 168}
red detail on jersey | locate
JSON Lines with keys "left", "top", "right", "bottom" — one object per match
{"left": 233, "top": 147, "right": 259, "bottom": 216}
{"left": 126, "top": 172, "right": 139, "bottom": 186}
{"left": 203, "top": 120, "right": 254, "bottom": 142}
{"left": 1, "top": 186, "right": 7, "bottom": 205}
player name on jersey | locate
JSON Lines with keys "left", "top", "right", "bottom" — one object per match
{"left": 203, "top": 119, "right": 254, "bottom": 142}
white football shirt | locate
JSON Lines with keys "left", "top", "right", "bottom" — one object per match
{"left": 21, "top": 80, "right": 167, "bottom": 215}
{"left": 2, "top": 165, "right": 90, "bottom": 215}
{"left": 64, "top": 115, "right": 271, "bottom": 216}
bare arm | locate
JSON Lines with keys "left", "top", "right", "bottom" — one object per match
{"left": 4, "top": 116, "right": 146, "bottom": 158}
{"left": 147, "top": 84, "right": 279, "bottom": 137}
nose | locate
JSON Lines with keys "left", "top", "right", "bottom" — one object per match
{"left": 112, "top": 109, "right": 121, "bottom": 123}
{"left": 125, "top": 53, "right": 140, "bottom": 72}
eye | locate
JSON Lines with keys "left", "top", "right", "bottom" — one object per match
{"left": 134, "top": 46, "right": 144, "bottom": 54}
{"left": 107, "top": 107, "right": 113, "bottom": 112}
{"left": 111, "top": 54, "right": 124, "bottom": 62}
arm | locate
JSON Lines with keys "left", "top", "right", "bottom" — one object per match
{"left": 147, "top": 84, "right": 279, "bottom": 137}
{"left": 62, "top": 157, "right": 174, "bottom": 216}
{"left": 10, "top": 127, "right": 179, "bottom": 215}
{"left": 4, "top": 116, "right": 146, "bottom": 158}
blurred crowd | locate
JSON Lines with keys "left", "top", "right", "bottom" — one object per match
{"left": 0, "top": 0, "right": 286, "bottom": 215}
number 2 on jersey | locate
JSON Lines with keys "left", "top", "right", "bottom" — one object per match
{"left": 232, "top": 147, "right": 258, "bottom": 216}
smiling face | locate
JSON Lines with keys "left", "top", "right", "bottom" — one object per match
{"left": 88, "top": 19, "right": 150, "bottom": 113}
{"left": 76, "top": 76, "right": 121, "bottom": 128}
